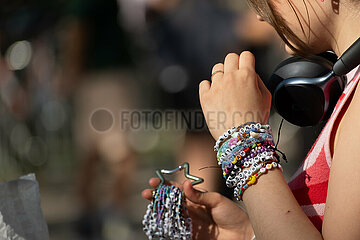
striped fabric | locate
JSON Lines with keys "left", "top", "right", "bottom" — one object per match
{"left": 288, "top": 66, "right": 360, "bottom": 232}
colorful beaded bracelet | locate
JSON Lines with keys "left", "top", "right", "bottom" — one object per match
{"left": 236, "top": 160, "right": 279, "bottom": 189}
{"left": 214, "top": 122, "right": 272, "bottom": 152}
{"left": 224, "top": 154, "right": 279, "bottom": 182}
{"left": 221, "top": 143, "right": 279, "bottom": 177}
{"left": 216, "top": 126, "right": 274, "bottom": 159}
{"left": 217, "top": 133, "right": 275, "bottom": 165}
{"left": 224, "top": 153, "right": 280, "bottom": 187}
{"left": 214, "top": 122, "right": 285, "bottom": 202}
{"left": 235, "top": 162, "right": 283, "bottom": 201}
{"left": 220, "top": 137, "right": 275, "bottom": 165}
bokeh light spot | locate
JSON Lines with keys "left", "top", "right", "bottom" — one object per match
{"left": 159, "top": 65, "right": 189, "bottom": 93}
{"left": 5, "top": 40, "right": 32, "bottom": 70}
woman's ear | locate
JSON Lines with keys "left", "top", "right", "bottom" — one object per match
{"left": 256, "top": 15, "right": 264, "bottom": 21}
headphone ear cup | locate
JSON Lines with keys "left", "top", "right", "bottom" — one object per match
{"left": 273, "top": 82, "right": 326, "bottom": 126}
{"left": 267, "top": 55, "right": 334, "bottom": 95}
{"left": 269, "top": 54, "right": 338, "bottom": 127}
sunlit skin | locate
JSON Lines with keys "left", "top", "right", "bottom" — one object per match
{"left": 143, "top": 0, "right": 360, "bottom": 239}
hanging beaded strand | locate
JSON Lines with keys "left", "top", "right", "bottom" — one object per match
{"left": 143, "top": 163, "right": 202, "bottom": 240}
{"left": 142, "top": 184, "right": 192, "bottom": 240}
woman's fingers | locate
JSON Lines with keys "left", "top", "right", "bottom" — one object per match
{"left": 141, "top": 178, "right": 160, "bottom": 201}
{"left": 148, "top": 177, "right": 180, "bottom": 188}
{"left": 142, "top": 177, "right": 185, "bottom": 201}
{"left": 183, "top": 180, "right": 222, "bottom": 209}
{"left": 224, "top": 53, "right": 239, "bottom": 73}
{"left": 238, "top": 51, "right": 259, "bottom": 90}
{"left": 211, "top": 63, "right": 224, "bottom": 83}
{"left": 142, "top": 189, "right": 153, "bottom": 200}
{"left": 149, "top": 177, "right": 161, "bottom": 188}
{"left": 239, "top": 51, "right": 255, "bottom": 70}
{"left": 199, "top": 80, "right": 211, "bottom": 97}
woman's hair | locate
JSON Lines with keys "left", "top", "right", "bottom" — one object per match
{"left": 246, "top": 0, "right": 312, "bottom": 56}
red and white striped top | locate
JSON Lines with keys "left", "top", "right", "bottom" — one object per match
{"left": 288, "top": 66, "right": 360, "bottom": 232}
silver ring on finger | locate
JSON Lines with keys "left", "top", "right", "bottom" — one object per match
{"left": 211, "top": 70, "right": 224, "bottom": 81}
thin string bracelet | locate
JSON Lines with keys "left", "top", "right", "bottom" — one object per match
{"left": 274, "top": 118, "right": 288, "bottom": 163}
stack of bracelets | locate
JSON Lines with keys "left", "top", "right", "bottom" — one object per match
{"left": 214, "top": 122, "right": 282, "bottom": 201}
{"left": 142, "top": 184, "right": 192, "bottom": 240}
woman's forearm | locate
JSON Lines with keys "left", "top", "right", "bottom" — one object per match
{"left": 243, "top": 169, "right": 323, "bottom": 240}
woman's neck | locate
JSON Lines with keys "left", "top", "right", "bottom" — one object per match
{"left": 332, "top": 3, "right": 360, "bottom": 56}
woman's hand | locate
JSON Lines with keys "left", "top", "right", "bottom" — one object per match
{"left": 142, "top": 178, "right": 254, "bottom": 240}
{"left": 199, "top": 51, "right": 271, "bottom": 140}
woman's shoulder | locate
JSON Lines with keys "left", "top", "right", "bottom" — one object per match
{"left": 329, "top": 69, "right": 360, "bottom": 156}
{"left": 322, "top": 70, "right": 360, "bottom": 238}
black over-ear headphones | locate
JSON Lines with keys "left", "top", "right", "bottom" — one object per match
{"left": 268, "top": 37, "right": 360, "bottom": 127}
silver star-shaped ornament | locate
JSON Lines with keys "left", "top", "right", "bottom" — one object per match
{"left": 156, "top": 162, "right": 204, "bottom": 186}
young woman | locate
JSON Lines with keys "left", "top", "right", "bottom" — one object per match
{"left": 142, "top": 0, "right": 360, "bottom": 239}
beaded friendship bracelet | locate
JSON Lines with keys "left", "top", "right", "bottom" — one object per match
{"left": 142, "top": 184, "right": 192, "bottom": 239}
{"left": 214, "top": 122, "right": 282, "bottom": 201}
{"left": 225, "top": 153, "right": 280, "bottom": 189}
{"left": 216, "top": 125, "right": 274, "bottom": 165}
{"left": 222, "top": 146, "right": 279, "bottom": 178}
{"left": 214, "top": 122, "right": 272, "bottom": 152}
{"left": 217, "top": 136, "right": 274, "bottom": 164}
{"left": 142, "top": 163, "right": 204, "bottom": 239}
{"left": 220, "top": 140, "right": 277, "bottom": 167}
{"left": 234, "top": 162, "right": 283, "bottom": 201}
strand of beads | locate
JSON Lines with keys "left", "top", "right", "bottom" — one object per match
{"left": 142, "top": 184, "right": 192, "bottom": 240}
{"left": 214, "top": 122, "right": 271, "bottom": 152}
{"left": 222, "top": 142, "right": 279, "bottom": 179}
{"left": 216, "top": 123, "right": 273, "bottom": 165}
{"left": 234, "top": 162, "right": 283, "bottom": 200}
{"left": 214, "top": 122, "right": 282, "bottom": 201}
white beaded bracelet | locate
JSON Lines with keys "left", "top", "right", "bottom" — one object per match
{"left": 214, "top": 126, "right": 237, "bottom": 151}
{"left": 214, "top": 123, "right": 272, "bottom": 152}
{"left": 225, "top": 152, "right": 278, "bottom": 188}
